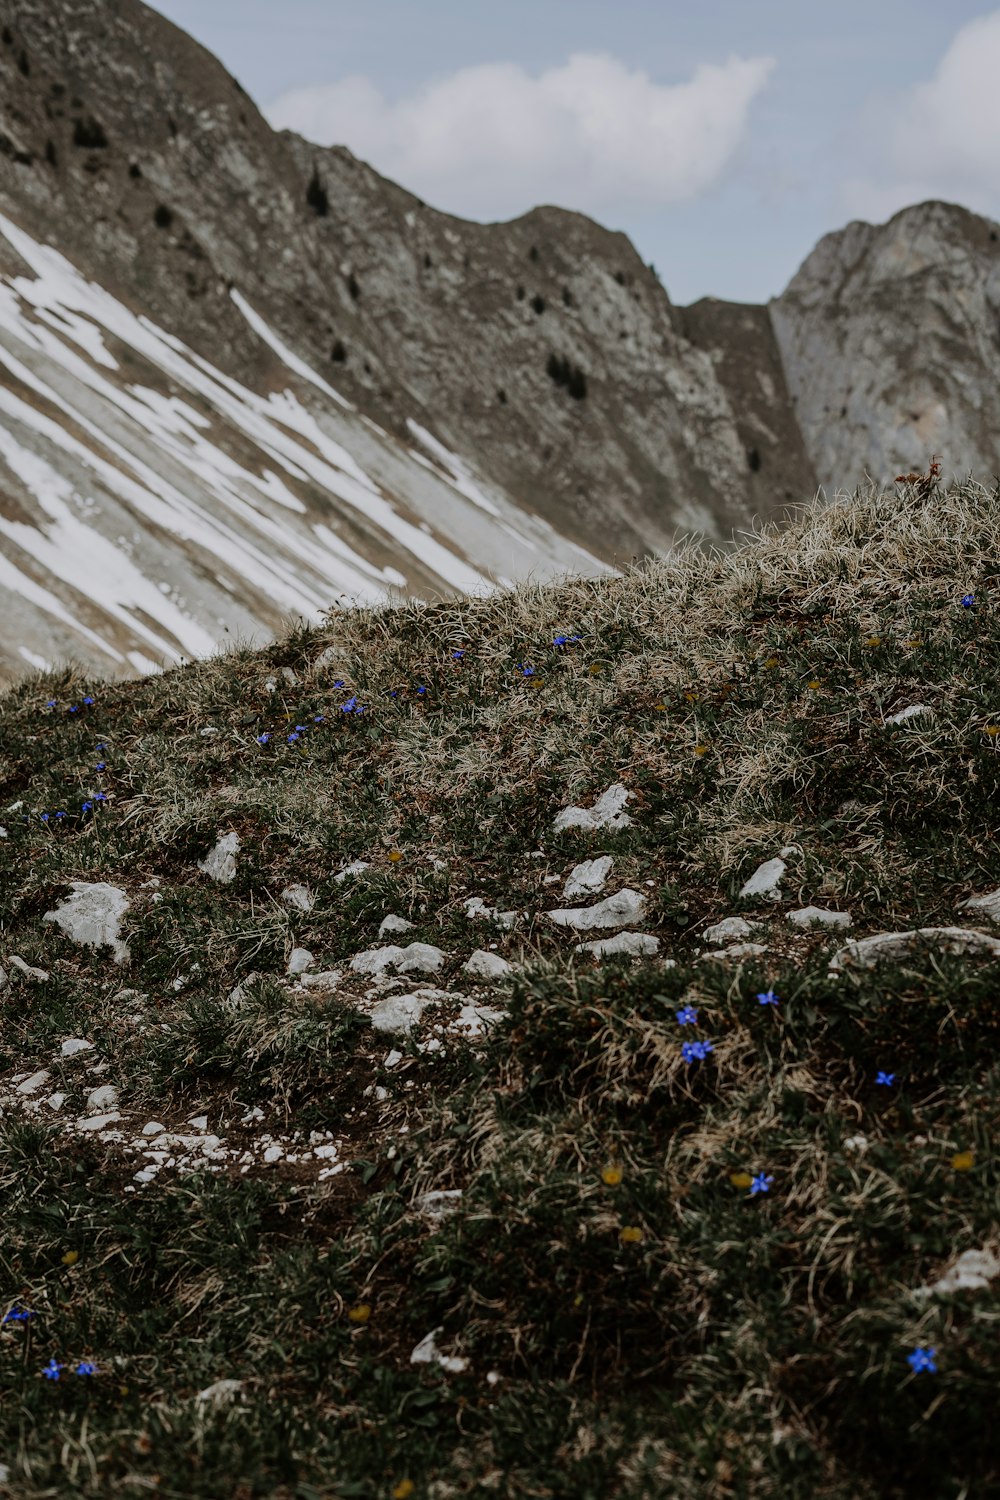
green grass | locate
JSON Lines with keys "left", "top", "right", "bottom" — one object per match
{"left": 2, "top": 469, "right": 1000, "bottom": 1498}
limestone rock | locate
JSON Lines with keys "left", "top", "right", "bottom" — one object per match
{"left": 547, "top": 887, "right": 646, "bottom": 932}
{"left": 41, "top": 882, "right": 131, "bottom": 963}
{"left": 574, "top": 932, "right": 662, "bottom": 960}
{"left": 197, "top": 832, "right": 240, "bottom": 885}
{"left": 552, "top": 783, "right": 633, "bottom": 835}
{"left": 280, "top": 884, "right": 315, "bottom": 912}
{"left": 461, "top": 950, "right": 514, "bottom": 979}
{"left": 786, "top": 906, "right": 852, "bottom": 931}
{"left": 564, "top": 856, "right": 614, "bottom": 899}
{"left": 829, "top": 926, "right": 1000, "bottom": 974}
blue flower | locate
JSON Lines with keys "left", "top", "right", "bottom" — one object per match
{"left": 749, "top": 1173, "right": 773, "bottom": 1196}
{"left": 907, "top": 1346, "right": 937, "bottom": 1374}
{"left": 42, "top": 1358, "right": 64, "bottom": 1381}
{"left": 521, "top": 665, "right": 534, "bottom": 677}
{"left": 757, "top": 990, "right": 780, "bottom": 1006}
{"left": 257, "top": 733, "right": 271, "bottom": 744}
{"left": 2, "top": 1305, "right": 35, "bottom": 1324}
{"left": 961, "top": 594, "right": 975, "bottom": 608}
{"left": 74, "top": 1360, "right": 98, "bottom": 1377}
{"left": 681, "top": 1039, "right": 713, "bottom": 1063}
{"left": 82, "top": 696, "right": 94, "bottom": 706}
{"left": 95, "top": 762, "right": 106, "bottom": 771}
{"left": 553, "top": 635, "right": 581, "bottom": 646}
{"left": 287, "top": 733, "right": 300, "bottom": 743}
{"left": 46, "top": 700, "right": 57, "bottom": 709}
{"left": 452, "top": 650, "right": 465, "bottom": 659}
{"left": 342, "top": 696, "right": 358, "bottom": 713}
{"left": 417, "top": 686, "right": 427, "bottom": 695}
{"left": 875, "top": 1071, "right": 895, "bottom": 1086}
{"left": 332, "top": 680, "right": 344, "bottom": 688}
{"left": 675, "top": 1006, "right": 699, "bottom": 1026}
{"left": 312, "top": 715, "right": 325, "bottom": 724}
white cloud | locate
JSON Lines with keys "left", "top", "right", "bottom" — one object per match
{"left": 833, "top": 10, "right": 1000, "bottom": 225}
{"left": 265, "top": 50, "right": 776, "bottom": 220}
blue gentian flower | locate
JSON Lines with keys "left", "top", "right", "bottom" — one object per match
{"left": 452, "top": 650, "right": 465, "bottom": 659}
{"left": 757, "top": 990, "right": 779, "bottom": 1006}
{"left": 907, "top": 1346, "right": 937, "bottom": 1373}
{"left": 42, "top": 1358, "right": 64, "bottom": 1381}
{"left": 342, "top": 696, "right": 358, "bottom": 712}
{"left": 257, "top": 733, "right": 271, "bottom": 744}
{"left": 74, "top": 1360, "right": 98, "bottom": 1377}
{"left": 521, "top": 665, "right": 534, "bottom": 676}
{"left": 875, "top": 1071, "right": 895, "bottom": 1086}
{"left": 553, "top": 635, "right": 581, "bottom": 646}
{"left": 681, "top": 1040, "right": 713, "bottom": 1063}
{"left": 82, "top": 696, "right": 94, "bottom": 706}
{"left": 961, "top": 594, "right": 975, "bottom": 608}
{"left": 2, "top": 1305, "right": 35, "bottom": 1324}
{"left": 417, "top": 686, "right": 427, "bottom": 695}
{"left": 749, "top": 1173, "right": 773, "bottom": 1195}
{"left": 675, "top": 1006, "right": 699, "bottom": 1025}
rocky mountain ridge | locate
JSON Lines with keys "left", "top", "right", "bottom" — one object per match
{"left": 0, "top": 0, "right": 998, "bottom": 688}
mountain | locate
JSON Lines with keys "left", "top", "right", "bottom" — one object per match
{"left": 1, "top": 1, "right": 998, "bottom": 692}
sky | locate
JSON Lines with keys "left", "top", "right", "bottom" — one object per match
{"left": 148, "top": 1, "right": 1000, "bottom": 307}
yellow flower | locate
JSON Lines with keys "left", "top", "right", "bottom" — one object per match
{"left": 905, "top": 637, "right": 922, "bottom": 648}
{"left": 393, "top": 1482, "right": 415, "bottom": 1499}
{"left": 951, "top": 1151, "right": 975, "bottom": 1172}
{"left": 807, "top": 679, "right": 822, "bottom": 690}
{"left": 694, "top": 743, "right": 709, "bottom": 757}
{"left": 61, "top": 1250, "right": 79, "bottom": 1267}
{"left": 729, "top": 1172, "right": 753, "bottom": 1190}
{"left": 683, "top": 690, "right": 699, "bottom": 702}
{"left": 864, "top": 635, "right": 881, "bottom": 647}
{"left": 388, "top": 850, "right": 403, "bottom": 863}
{"left": 348, "top": 1304, "right": 372, "bottom": 1323}
{"left": 763, "top": 656, "right": 779, "bottom": 669}
{"left": 601, "top": 1164, "right": 623, "bottom": 1186}
{"left": 984, "top": 725, "right": 999, "bottom": 738}
{"left": 589, "top": 663, "right": 603, "bottom": 674}
{"left": 620, "top": 1225, "right": 643, "bottom": 1244}
{"left": 654, "top": 702, "right": 667, "bottom": 712}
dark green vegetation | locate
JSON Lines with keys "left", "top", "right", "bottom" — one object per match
{"left": 2, "top": 471, "right": 999, "bottom": 1498}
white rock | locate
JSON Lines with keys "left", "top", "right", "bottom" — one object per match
{"left": 45, "top": 1093, "right": 65, "bottom": 1110}
{"left": 297, "top": 969, "right": 342, "bottom": 995}
{"left": 413, "top": 1188, "right": 463, "bottom": 1220}
{"left": 410, "top": 1327, "right": 469, "bottom": 1374}
{"left": 0, "top": 964, "right": 7, "bottom": 992}
{"left": 9, "top": 955, "right": 51, "bottom": 980}
{"left": 77, "top": 1111, "right": 122, "bottom": 1131}
{"left": 380, "top": 914, "right": 415, "bottom": 936}
{"left": 195, "top": 1378, "right": 244, "bottom": 1406}
{"left": 281, "top": 666, "right": 299, "bottom": 686}
{"left": 280, "top": 884, "right": 315, "bottom": 912}
{"left": 287, "top": 947, "right": 314, "bottom": 976}
{"left": 703, "top": 916, "right": 762, "bottom": 944}
{"left": 86, "top": 1085, "right": 119, "bottom": 1112}
{"left": 911, "top": 1247, "right": 1000, "bottom": 1301}
{"left": 369, "top": 990, "right": 442, "bottom": 1035}
{"left": 842, "top": 1134, "right": 869, "bottom": 1152}
{"left": 40, "top": 882, "right": 132, "bottom": 964}
{"left": 461, "top": 950, "right": 513, "bottom": 980}
{"left": 463, "top": 897, "right": 518, "bottom": 928}
{"left": 957, "top": 886, "right": 1000, "bottom": 923}
{"left": 787, "top": 906, "right": 852, "bottom": 931}
{"left": 383, "top": 1049, "right": 404, "bottom": 1068}
{"left": 60, "top": 1037, "right": 94, "bottom": 1057}
{"left": 142, "top": 1121, "right": 166, "bottom": 1136}
{"left": 697, "top": 942, "right": 770, "bottom": 964}
{"left": 197, "top": 832, "right": 240, "bottom": 884}
{"left": 350, "top": 942, "right": 446, "bottom": 977}
{"left": 829, "top": 926, "right": 1000, "bottom": 974}
{"left": 262, "top": 1145, "right": 284, "bottom": 1163}
{"left": 885, "top": 703, "right": 934, "bottom": 725}
{"left": 333, "top": 859, "right": 371, "bottom": 884}
{"left": 739, "top": 858, "right": 786, "bottom": 901}
{"left": 552, "top": 782, "right": 633, "bottom": 834}
{"left": 547, "top": 887, "right": 646, "bottom": 932}
{"left": 574, "top": 932, "right": 662, "bottom": 959}
{"left": 187, "top": 1116, "right": 208, "bottom": 1130}
{"left": 15, "top": 1070, "right": 51, "bottom": 1095}
{"left": 448, "top": 1004, "right": 508, "bottom": 1037}
{"left": 563, "top": 855, "right": 614, "bottom": 899}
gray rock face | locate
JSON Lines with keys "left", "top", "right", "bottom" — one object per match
{"left": 769, "top": 199, "right": 1000, "bottom": 499}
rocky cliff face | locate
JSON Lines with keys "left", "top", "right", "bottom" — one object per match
{"left": 0, "top": 0, "right": 997, "bottom": 689}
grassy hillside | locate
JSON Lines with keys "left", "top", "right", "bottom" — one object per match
{"left": 2, "top": 466, "right": 1000, "bottom": 1499}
